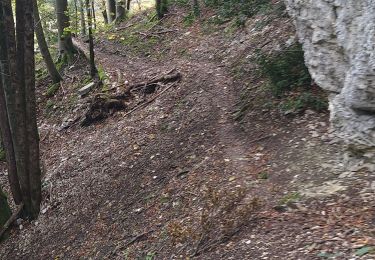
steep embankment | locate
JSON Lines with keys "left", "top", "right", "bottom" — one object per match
{"left": 0, "top": 3, "right": 374, "bottom": 259}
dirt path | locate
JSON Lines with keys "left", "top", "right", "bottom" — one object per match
{"left": 1, "top": 12, "right": 375, "bottom": 259}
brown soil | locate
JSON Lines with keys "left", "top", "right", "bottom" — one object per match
{"left": 0, "top": 3, "right": 374, "bottom": 260}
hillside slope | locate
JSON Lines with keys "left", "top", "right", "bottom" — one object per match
{"left": 0, "top": 3, "right": 374, "bottom": 259}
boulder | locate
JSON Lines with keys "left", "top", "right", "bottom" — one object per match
{"left": 285, "top": 0, "right": 375, "bottom": 164}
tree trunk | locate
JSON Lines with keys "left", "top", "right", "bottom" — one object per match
{"left": 33, "top": 0, "right": 62, "bottom": 83}
{"left": 126, "top": 0, "right": 131, "bottom": 10}
{"left": 79, "top": 0, "right": 86, "bottom": 35}
{"left": 86, "top": 0, "right": 97, "bottom": 78}
{"left": 101, "top": 0, "right": 108, "bottom": 24}
{"left": 156, "top": 0, "right": 167, "bottom": 19}
{"left": 56, "top": 0, "right": 76, "bottom": 61}
{"left": 74, "top": 0, "right": 78, "bottom": 34}
{"left": 1, "top": 0, "right": 42, "bottom": 220}
{"left": 16, "top": 0, "right": 42, "bottom": 220}
{"left": 106, "top": 0, "right": 116, "bottom": 23}
{"left": 116, "top": 0, "right": 126, "bottom": 22}
{"left": 91, "top": 0, "right": 97, "bottom": 29}
{"left": 0, "top": 2, "right": 22, "bottom": 205}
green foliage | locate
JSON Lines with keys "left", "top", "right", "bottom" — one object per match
{"left": 204, "top": 0, "right": 271, "bottom": 19}
{"left": 97, "top": 66, "right": 108, "bottom": 82}
{"left": 145, "top": 252, "right": 156, "bottom": 260}
{"left": 183, "top": 12, "right": 196, "bottom": 27}
{"left": 254, "top": 43, "right": 328, "bottom": 112}
{"left": 257, "top": 171, "right": 268, "bottom": 180}
{"left": 280, "top": 192, "right": 300, "bottom": 205}
{"left": 256, "top": 44, "right": 311, "bottom": 97}
{"left": 280, "top": 92, "right": 328, "bottom": 112}
{"left": 45, "top": 83, "right": 60, "bottom": 97}
{"left": 45, "top": 100, "right": 56, "bottom": 115}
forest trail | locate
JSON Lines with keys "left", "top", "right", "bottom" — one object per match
{"left": 1, "top": 7, "right": 375, "bottom": 260}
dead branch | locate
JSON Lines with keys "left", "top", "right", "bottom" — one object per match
{"left": 122, "top": 81, "right": 178, "bottom": 118}
{"left": 0, "top": 203, "right": 24, "bottom": 238}
{"left": 248, "top": 134, "right": 274, "bottom": 144}
{"left": 79, "top": 70, "right": 181, "bottom": 126}
{"left": 125, "top": 230, "right": 153, "bottom": 247}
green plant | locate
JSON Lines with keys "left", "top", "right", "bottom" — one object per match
{"left": 45, "top": 100, "right": 55, "bottom": 111}
{"left": 45, "top": 83, "right": 60, "bottom": 97}
{"left": 145, "top": 252, "right": 156, "bottom": 260}
{"left": 280, "top": 192, "right": 301, "bottom": 205}
{"left": 257, "top": 171, "right": 268, "bottom": 180}
{"left": 183, "top": 12, "right": 196, "bottom": 27}
{"left": 280, "top": 92, "right": 328, "bottom": 112}
{"left": 97, "top": 66, "right": 108, "bottom": 82}
{"left": 204, "top": 0, "right": 272, "bottom": 19}
{"left": 256, "top": 44, "right": 311, "bottom": 97}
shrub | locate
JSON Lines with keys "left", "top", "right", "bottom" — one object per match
{"left": 254, "top": 43, "right": 328, "bottom": 113}
{"left": 204, "top": 0, "right": 272, "bottom": 18}
{"left": 256, "top": 43, "right": 312, "bottom": 97}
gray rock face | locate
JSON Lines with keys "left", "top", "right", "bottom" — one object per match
{"left": 285, "top": 0, "right": 375, "bottom": 161}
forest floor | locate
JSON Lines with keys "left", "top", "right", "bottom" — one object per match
{"left": 1, "top": 3, "right": 375, "bottom": 260}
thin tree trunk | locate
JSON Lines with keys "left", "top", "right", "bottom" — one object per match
{"left": 86, "top": 0, "right": 97, "bottom": 78}
{"left": 16, "top": 0, "right": 41, "bottom": 219}
{"left": 74, "top": 0, "right": 78, "bottom": 34}
{"left": 116, "top": 0, "right": 126, "bottom": 22}
{"left": 0, "top": 2, "right": 22, "bottom": 205}
{"left": 101, "top": 0, "right": 108, "bottom": 24}
{"left": 33, "top": 0, "right": 62, "bottom": 83}
{"left": 23, "top": 0, "right": 42, "bottom": 219}
{"left": 79, "top": 0, "right": 86, "bottom": 35}
{"left": 91, "top": 0, "right": 97, "bottom": 29}
{"left": 155, "top": 0, "right": 167, "bottom": 19}
{"left": 2, "top": 0, "right": 41, "bottom": 219}
{"left": 56, "top": 0, "right": 76, "bottom": 61}
{"left": 106, "top": 0, "right": 116, "bottom": 23}
{"left": 126, "top": 0, "right": 131, "bottom": 10}
{"left": 2, "top": 0, "right": 31, "bottom": 215}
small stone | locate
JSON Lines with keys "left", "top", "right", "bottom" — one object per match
{"left": 78, "top": 82, "right": 95, "bottom": 97}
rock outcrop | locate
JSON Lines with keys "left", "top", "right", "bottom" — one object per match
{"left": 285, "top": 0, "right": 375, "bottom": 164}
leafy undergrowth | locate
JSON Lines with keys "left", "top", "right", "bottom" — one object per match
{"left": 0, "top": 1, "right": 374, "bottom": 260}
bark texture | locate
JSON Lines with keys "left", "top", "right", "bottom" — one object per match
{"left": 86, "top": 0, "right": 97, "bottom": 77}
{"left": 116, "top": 0, "right": 126, "bottom": 22}
{"left": 0, "top": 1, "right": 22, "bottom": 205}
{"left": 0, "top": 0, "right": 42, "bottom": 219}
{"left": 56, "top": 0, "right": 76, "bottom": 60}
{"left": 156, "top": 0, "right": 167, "bottom": 19}
{"left": 33, "top": 0, "right": 62, "bottom": 83}
{"left": 106, "top": 0, "right": 116, "bottom": 23}
{"left": 80, "top": 0, "right": 86, "bottom": 35}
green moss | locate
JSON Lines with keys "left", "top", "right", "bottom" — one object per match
{"left": 45, "top": 83, "right": 60, "bottom": 97}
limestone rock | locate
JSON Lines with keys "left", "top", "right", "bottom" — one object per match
{"left": 285, "top": 0, "right": 375, "bottom": 162}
